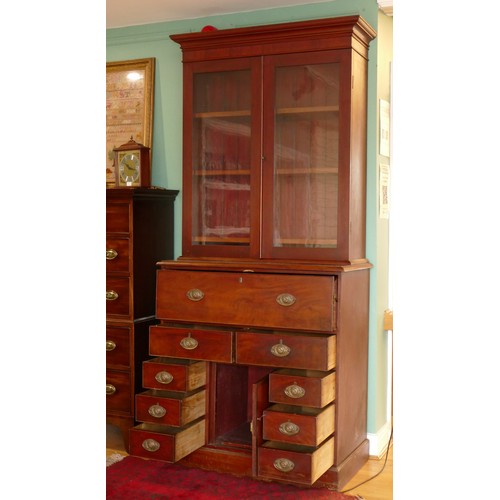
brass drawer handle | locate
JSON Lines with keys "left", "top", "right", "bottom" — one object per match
{"left": 106, "top": 340, "right": 117, "bottom": 351}
{"left": 273, "top": 458, "right": 295, "bottom": 473}
{"left": 106, "top": 249, "right": 118, "bottom": 260}
{"left": 180, "top": 334, "right": 199, "bottom": 350}
{"left": 155, "top": 371, "right": 173, "bottom": 385}
{"left": 187, "top": 289, "right": 204, "bottom": 302}
{"left": 106, "top": 290, "right": 119, "bottom": 301}
{"left": 148, "top": 404, "right": 167, "bottom": 418}
{"left": 142, "top": 439, "right": 160, "bottom": 452}
{"left": 270, "top": 340, "right": 291, "bottom": 357}
{"left": 106, "top": 384, "right": 116, "bottom": 395}
{"left": 284, "top": 384, "right": 305, "bottom": 399}
{"left": 276, "top": 293, "right": 296, "bottom": 307}
{"left": 279, "top": 421, "right": 300, "bottom": 436}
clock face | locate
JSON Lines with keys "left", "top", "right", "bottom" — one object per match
{"left": 118, "top": 152, "right": 140, "bottom": 185}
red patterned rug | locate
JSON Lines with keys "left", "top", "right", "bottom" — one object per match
{"left": 107, "top": 455, "right": 361, "bottom": 499}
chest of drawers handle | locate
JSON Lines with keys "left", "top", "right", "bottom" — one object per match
{"left": 180, "top": 334, "right": 199, "bottom": 350}
{"left": 284, "top": 384, "right": 306, "bottom": 399}
{"left": 106, "top": 340, "right": 117, "bottom": 351}
{"left": 106, "top": 249, "right": 118, "bottom": 260}
{"left": 279, "top": 421, "right": 300, "bottom": 436}
{"left": 276, "top": 293, "right": 296, "bottom": 307}
{"left": 106, "top": 384, "right": 116, "bottom": 395}
{"left": 273, "top": 458, "right": 295, "bottom": 473}
{"left": 142, "top": 438, "right": 160, "bottom": 452}
{"left": 148, "top": 404, "right": 167, "bottom": 418}
{"left": 155, "top": 371, "right": 174, "bottom": 384}
{"left": 106, "top": 290, "right": 119, "bottom": 301}
{"left": 270, "top": 340, "right": 291, "bottom": 357}
{"left": 187, "top": 288, "right": 204, "bottom": 301}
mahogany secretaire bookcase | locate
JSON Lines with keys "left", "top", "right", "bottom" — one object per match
{"left": 129, "top": 15, "right": 376, "bottom": 490}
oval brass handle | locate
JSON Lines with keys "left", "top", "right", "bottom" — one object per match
{"left": 186, "top": 289, "right": 204, "bottom": 302}
{"left": 106, "top": 249, "right": 118, "bottom": 260}
{"left": 142, "top": 439, "right": 160, "bottom": 452}
{"left": 148, "top": 404, "right": 167, "bottom": 418}
{"left": 180, "top": 335, "right": 199, "bottom": 350}
{"left": 106, "top": 384, "right": 116, "bottom": 395}
{"left": 106, "top": 340, "right": 117, "bottom": 351}
{"left": 273, "top": 458, "right": 295, "bottom": 473}
{"left": 270, "top": 341, "right": 291, "bottom": 357}
{"left": 155, "top": 371, "right": 173, "bottom": 385}
{"left": 279, "top": 421, "right": 300, "bottom": 436}
{"left": 276, "top": 293, "right": 296, "bottom": 307}
{"left": 106, "top": 290, "right": 119, "bottom": 301}
{"left": 284, "top": 384, "right": 305, "bottom": 399}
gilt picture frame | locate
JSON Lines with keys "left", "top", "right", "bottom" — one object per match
{"left": 106, "top": 58, "right": 155, "bottom": 186}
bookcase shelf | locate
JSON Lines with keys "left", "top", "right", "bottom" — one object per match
{"left": 276, "top": 167, "right": 338, "bottom": 175}
{"left": 276, "top": 105, "right": 340, "bottom": 115}
{"left": 195, "top": 110, "right": 251, "bottom": 118}
{"left": 194, "top": 169, "right": 251, "bottom": 176}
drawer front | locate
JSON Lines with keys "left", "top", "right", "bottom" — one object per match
{"left": 269, "top": 369, "right": 336, "bottom": 408}
{"left": 129, "top": 420, "right": 206, "bottom": 462}
{"left": 156, "top": 270, "right": 336, "bottom": 332}
{"left": 106, "top": 370, "right": 132, "bottom": 414}
{"left": 258, "top": 437, "right": 334, "bottom": 485}
{"left": 106, "top": 202, "right": 130, "bottom": 233}
{"left": 106, "top": 277, "right": 131, "bottom": 318}
{"left": 143, "top": 358, "right": 207, "bottom": 392}
{"left": 263, "top": 403, "right": 335, "bottom": 447}
{"left": 135, "top": 389, "right": 206, "bottom": 427}
{"left": 106, "top": 238, "right": 130, "bottom": 273}
{"left": 106, "top": 325, "right": 130, "bottom": 368}
{"left": 236, "top": 332, "right": 335, "bottom": 371}
{"left": 149, "top": 326, "right": 233, "bottom": 363}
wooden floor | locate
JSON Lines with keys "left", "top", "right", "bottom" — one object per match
{"left": 107, "top": 424, "right": 392, "bottom": 499}
{"left": 342, "top": 443, "right": 393, "bottom": 500}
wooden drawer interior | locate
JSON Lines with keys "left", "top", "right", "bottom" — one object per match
{"left": 258, "top": 436, "right": 334, "bottom": 485}
{"left": 135, "top": 389, "right": 206, "bottom": 427}
{"left": 269, "top": 369, "right": 336, "bottom": 408}
{"left": 129, "top": 420, "right": 206, "bottom": 463}
{"left": 142, "top": 358, "right": 207, "bottom": 392}
{"left": 263, "top": 403, "right": 335, "bottom": 447}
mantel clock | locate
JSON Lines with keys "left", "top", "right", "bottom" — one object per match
{"left": 114, "top": 137, "right": 151, "bottom": 187}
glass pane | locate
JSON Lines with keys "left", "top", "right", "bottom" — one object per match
{"left": 192, "top": 70, "right": 251, "bottom": 246}
{"left": 273, "top": 63, "right": 339, "bottom": 248}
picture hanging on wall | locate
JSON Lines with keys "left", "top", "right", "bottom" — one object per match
{"left": 106, "top": 58, "right": 155, "bottom": 186}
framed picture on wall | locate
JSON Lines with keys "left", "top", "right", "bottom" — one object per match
{"left": 106, "top": 58, "right": 155, "bottom": 186}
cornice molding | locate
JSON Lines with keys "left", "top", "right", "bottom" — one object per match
{"left": 107, "top": 25, "right": 173, "bottom": 46}
{"left": 378, "top": 0, "right": 393, "bottom": 16}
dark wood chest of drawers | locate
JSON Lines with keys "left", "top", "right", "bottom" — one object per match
{"left": 106, "top": 187, "right": 178, "bottom": 450}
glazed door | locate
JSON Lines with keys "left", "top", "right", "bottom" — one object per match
{"left": 261, "top": 50, "right": 350, "bottom": 261}
{"left": 182, "top": 57, "right": 262, "bottom": 259}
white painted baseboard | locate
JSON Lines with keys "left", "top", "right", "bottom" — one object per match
{"left": 367, "top": 420, "right": 393, "bottom": 458}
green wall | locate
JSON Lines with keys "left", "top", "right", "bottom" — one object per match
{"left": 107, "top": 0, "right": 390, "bottom": 445}
{"left": 366, "top": 10, "right": 393, "bottom": 442}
